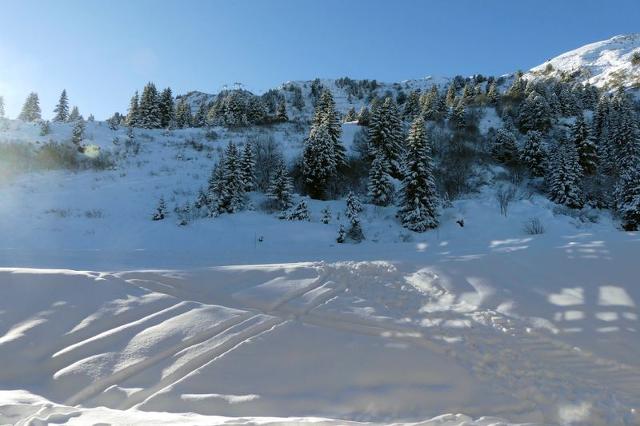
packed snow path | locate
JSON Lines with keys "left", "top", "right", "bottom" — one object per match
{"left": 1, "top": 236, "right": 639, "bottom": 425}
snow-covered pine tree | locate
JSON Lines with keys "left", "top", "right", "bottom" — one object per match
{"left": 152, "top": 196, "right": 167, "bottom": 221}
{"left": 343, "top": 107, "right": 357, "bottom": 123}
{"left": 571, "top": 114, "right": 597, "bottom": 175}
{"left": 461, "top": 83, "right": 474, "bottom": 105}
{"left": 276, "top": 99, "right": 288, "bottom": 122}
{"left": 240, "top": 142, "right": 256, "bottom": 192}
{"left": 292, "top": 87, "right": 305, "bottom": 111}
{"left": 175, "top": 99, "right": 192, "bottom": 128}
{"left": 247, "top": 97, "right": 267, "bottom": 125}
{"left": 403, "top": 90, "right": 421, "bottom": 120}
{"left": 357, "top": 106, "right": 370, "bottom": 126}
{"left": 18, "top": 92, "right": 41, "bottom": 122}
{"left": 286, "top": 199, "right": 310, "bottom": 221}
{"left": 450, "top": 98, "right": 467, "bottom": 130}
{"left": 487, "top": 82, "right": 499, "bottom": 105}
{"left": 367, "top": 152, "right": 394, "bottom": 206}
{"left": 492, "top": 127, "right": 519, "bottom": 164}
{"left": 345, "top": 191, "right": 363, "bottom": 221}
{"left": 612, "top": 100, "right": 640, "bottom": 230}
{"left": 336, "top": 224, "right": 346, "bottom": 243}
{"left": 71, "top": 119, "right": 85, "bottom": 151}
{"left": 206, "top": 159, "right": 225, "bottom": 214}
{"left": 303, "top": 123, "right": 336, "bottom": 199}
{"left": 194, "top": 187, "right": 209, "bottom": 213}
{"left": 53, "top": 89, "right": 69, "bottom": 122}
{"left": 321, "top": 206, "right": 332, "bottom": 224}
{"left": 68, "top": 106, "right": 82, "bottom": 122}
{"left": 193, "top": 102, "right": 208, "bottom": 128}
{"left": 368, "top": 97, "right": 404, "bottom": 176}
{"left": 313, "top": 90, "right": 345, "bottom": 168}
{"left": 398, "top": 118, "right": 439, "bottom": 232}
{"left": 615, "top": 163, "right": 640, "bottom": 231}
{"left": 445, "top": 84, "right": 456, "bottom": 106}
{"left": 547, "top": 139, "right": 584, "bottom": 209}
{"left": 126, "top": 91, "right": 140, "bottom": 127}
{"left": 138, "top": 82, "right": 161, "bottom": 129}
{"left": 266, "top": 159, "right": 294, "bottom": 211}
{"left": 517, "top": 91, "right": 552, "bottom": 133}
{"left": 158, "top": 87, "right": 175, "bottom": 128}
{"left": 217, "top": 142, "right": 246, "bottom": 213}
{"left": 520, "top": 130, "right": 546, "bottom": 177}
{"left": 610, "top": 89, "right": 638, "bottom": 173}
{"left": 39, "top": 120, "right": 51, "bottom": 136}
{"left": 0, "top": 96, "right": 4, "bottom": 118}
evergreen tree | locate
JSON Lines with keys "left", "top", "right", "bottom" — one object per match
{"left": 139, "top": 82, "right": 161, "bottom": 129}
{"left": 345, "top": 191, "right": 363, "bottom": 220}
{"left": 292, "top": 88, "right": 305, "bottom": 111}
{"left": 571, "top": 114, "right": 598, "bottom": 175}
{"left": 68, "top": 106, "right": 82, "bottom": 122}
{"left": 152, "top": 196, "right": 167, "bottom": 221}
{"left": 53, "top": 89, "right": 69, "bottom": 122}
{"left": 461, "top": 83, "right": 474, "bottom": 105}
{"left": 217, "top": 142, "right": 246, "bottom": 213}
{"left": 506, "top": 77, "right": 526, "bottom": 100}
{"left": 321, "top": 206, "right": 332, "bottom": 224}
{"left": 247, "top": 97, "right": 267, "bottom": 124}
{"left": 547, "top": 140, "right": 584, "bottom": 209}
{"left": 276, "top": 99, "right": 288, "bottom": 122}
{"left": 193, "top": 102, "right": 208, "bottom": 128}
{"left": 492, "top": 127, "right": 519, "bottom": 164}
{"left": 615, "top": 164, "right": 640, "bottom": 230}
{"left": 175, "top": 99, "right": 192, "bottom": 128}
{"left": 520, "top": 130, "right": 546, "bottom": 177}
{"left": 303, "top": 123, "right": 336, "bottom": 199}
{"left": 0, "top": 96, "right": 4, "bottom": 118}
{"left": 357, "top": 106, "right": 371, "bottom": 126}
{"left": 158, "top": 87, "right": 175, "bottom": 128}
{"left": 71, "top": 119, "right": 86, "bottom": 151}
{"left": 39, "top": 120, "right": 51, "bottom": 136}
{"left": 403, "top": 90, "right": 421, "bottom": 120}
{"left": 312, "top": 90, "right": 345, "bottom": 168}
{"left": 343, "top": 107, "right": 357, "bottom": 122}
{"left": 367, "top": 152, "right": 394, "bottom": 206}
{"left": 518, "top": 91, "right": 552, "bottom": 132}
{"left": 487, "top": 82, "right": 499, "bottom": 105}
{"left": 450, "top": 98, "right": 467, "bottom": 130}
{"left": 87, "top": 114, "right": 95, "bottom": 122}
{"left": 266, "top": 159, "right": 294, "bottom": 211}
{"left": 127, "top": 91, "right": 140, "bottom": 127}
{"left": 398, "top": 118, "right": 439, "bottom": 232}
{"left": 285, "top": 199, "right": 310, "bottom": 221}
{"left": 206, "top": 160, "right": 225, "bottom": 214}
{"left": 18, "top": 92, "right": 41, "bottom": 122}
{"left": 368, "top": 97, "right": 404, "bottom": 176}
{"left": 336, "top": 224, "right": 346, "bottom": 243}
{"left": 445, "top": 84, "right": 457, "bottom": 107}
{"left": 240, "top": 142, "right": 256, "bottom": 191}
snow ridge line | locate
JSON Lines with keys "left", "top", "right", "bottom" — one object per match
{"left": 64, "top": 311, "right": 255, "bottom": 406}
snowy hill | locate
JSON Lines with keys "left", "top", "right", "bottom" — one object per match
{"left": 529, "top": 34, "right": 640, "bottom": 90}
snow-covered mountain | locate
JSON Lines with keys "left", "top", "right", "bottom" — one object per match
{"left": 529, "top": 33, "right": 640, "bottom": 90}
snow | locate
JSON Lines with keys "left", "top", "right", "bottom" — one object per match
{"left": 529, "top": 33, "right": 640, "bottom": 90}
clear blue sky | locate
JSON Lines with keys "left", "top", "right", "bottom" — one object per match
{"left": 1, "top": 0, "right": 638, "bottom": 119}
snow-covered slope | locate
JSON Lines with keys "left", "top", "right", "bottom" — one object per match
{"left": 529, "top": 34, "right": 640, "bottom": 90}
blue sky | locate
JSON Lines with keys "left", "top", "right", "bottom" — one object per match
{"left": 0, "top": 0, "right": 638, "bottom": 119}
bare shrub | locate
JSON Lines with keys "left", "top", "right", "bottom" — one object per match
{"left": 496, "top": 184, "right": 516, "bottom": 216}
{"left": 253, "top": 134, "right": 283, "bottom": 191}
{"left": 523, "top": 217, "right": 545, "bottom": 234}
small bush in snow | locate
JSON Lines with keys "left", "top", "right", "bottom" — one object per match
{"left": 336, "top": 224, "right": 346, "bottom": 243}
{"left": 281, "top": 199, "right": 310, "bottom": 221}
{"left": 496, "top": 184, "right": 517, "bottom": 216}
{"left": 152, "top": 197, "right": 167, "bottom": 221}
{"left": 321, "top": 206, "right": 332, "bottom": 224}
{"left": 523, "top": 217, "right": 545, "bottom": 235}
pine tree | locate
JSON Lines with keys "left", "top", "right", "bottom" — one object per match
{"left": 403, "top": 90, "right": 421, "bottom": 120}
{"left": 292, "top": 88, "right": 305, "bottom": 111}
{"left": 53, "top": 89, "right": 69, "bottom": 122}
{"left": 445, "top": 84, "right": 457, "bottom": 107}
{"left": 247, "top": 97, "right": 267, "bottom": 124}
{"left": 39, "top": 120, "right": 51, "bottom": 136}
{"left": 0, "top": 96, "right": 5, "bottom": 118}
{"left": 276, "top": 100, "right": 288, "bottom": 122}
{"left": 175, "top": 99, "right": 192, "bottom": 128}
{"left": 158, "top": 87, "right": 175, "bottom": 128}
{"left": 367, "top": 152, "right": 394, "bottom": 206}
{"left": 450, "top": 98, "right": 467, "bottom": 130}
{"left": 285, "top": 199, "right": 310, "bottom": 221}
{"left": 303, "top": 123, "right": 336, "bottom": 199}
{"left": 492, "top": 127, "right": 519, "bottom": 164}
{"left": 68, "top": 106, "right": 82, "bottom": 122}
{"left": 71, "top": 119, "right": 85, "bottom": 151}
{"left": 152, "top": 196, "right": 167, "bottom": 221}
{"left": 321, "top": 206, "right": 332, "bottom": 224}
{"left": 368, "top": 97, "right": 404, "bottom": 176}
{"left": 18, "top": 92, "right": 41, "bottom": 122}
{"left": 547, "top": 140, "right": 584, "bottom": 209}
{"left": 206, "top": 160, "right": 225, "bottom": 214}
{"left": 615, "top": 165, "right": 640, "bottom": 231}
{"left": 343, "top": 107, "right": 357, "bottom": 122}
{"left": 139, "top": 82, "right": 161, "bottom": 129}
{"left": 313, "top": 90, "right": 345, "bottom": 168}
{"left": 461, "top": 83, "right": 474, "bottom": 105}
{"left": 487, "top": 82, "right": 499, "bottom": 105}
{"left": 336, "top": 224, "right": 346, "bottom": 243}
{"left": 399, "top": 118, "right": 439, "bottom": 232}
{"left": 240, "top": 142, "right": 256, "bottom": 191}
{"left": 127, "top": 91, "right": 140, "bottom": 127}
{"left": 217, "top": 142, "right": 246, "bottom": 213}
{"left": 357, "top": 106, "right": 371, "bottom": 126}
{"left": 345, "top": 191, "right": 363, "bottom": 220}
{"left": 520, "top": 130, "right": 546, "bottom": 177}
{"left": 518, "top": 91, "right": 552, "bottom": 132}
{"left": 193, "top": 102, "right": 208, "bottom": 127}
{"left": 571, "top": 114, "right": 598, "bottom": 175}
{"left": 267, "top": 159, "right": 294, "bottom": 211}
